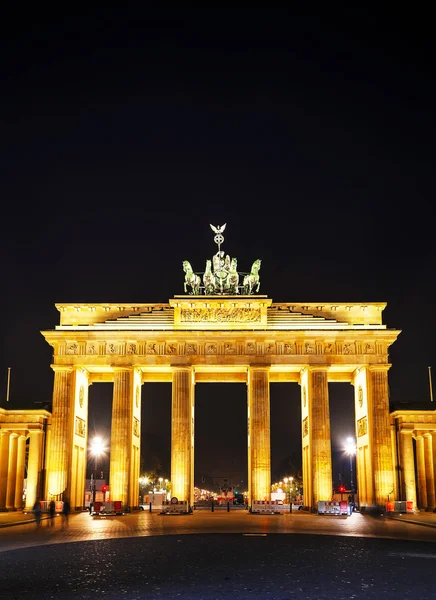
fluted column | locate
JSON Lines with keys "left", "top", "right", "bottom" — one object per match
{"left": 399, "top": 429, "right": 417, "bottom": 508}
{"left": 26, "top": 430, "right": 44, "bottom": 510}
{"left": 424, "top": 434, "right": 435, "bottom": 509}
{"left": 14, "top": 435, "right": 26, "bottom": 510}
{"left": 110, "top": 368, "right": 134, "bottom": 507}
{"left": 310, "top": 369, "right": 332, "bottom": 506}
{"left": 6, "top": 433, "right": 18, "bottom": 510}
{"left": 248, "top": 367, "right": 270, "bottom": 505}
{"left": 416, "top": 436, "right": 427, "bottom": 509}
{"left": 0, "top": 431, "right": 11, "bottom": 511}
{"left": 369, "top": 367, "right": 395, "bottom": 507}
{"left": 46, "top": 367, "right": 73, "bottom": 500}
{"left": 171, "top": 367, "right": 194, "bottom": 505}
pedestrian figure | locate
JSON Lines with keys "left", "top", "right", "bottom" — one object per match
{"left": 48, "top": 499, "right": 56, "bottom": 526}
{"left": 62, "top": 497, "right": 70, "bottom": 527}
{"left": 33, "top": 499, "right": 42, "bottom": 528}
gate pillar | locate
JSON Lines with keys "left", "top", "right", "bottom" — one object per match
{"left": 301, "top": 367, "right": 332, "bottom": 509}
{"left": 248, "top": 366, "right": 270, "bottom": 505}
{"left": 45, "top": 366, "right": 74, "bottom": 504}
{"left": 109, "top": 367, "right": 141, "bottom": 509}
{"left": 171, "top": 367, "right": 194, "bottom": 506}
{"left": 399, "top": 428, "right": 417, "bottom": 508}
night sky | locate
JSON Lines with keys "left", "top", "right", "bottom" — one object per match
{"left": 1, "top": 8, "right": 435, "bottom": 490}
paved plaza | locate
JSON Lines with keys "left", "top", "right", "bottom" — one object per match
{"left": 0, "top": 509, "right": 436, "bottom": 599}
{"left": 1, "top": 508, "right": 436, "bottom": 553}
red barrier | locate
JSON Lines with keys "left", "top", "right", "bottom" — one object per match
{"left": 114, "top": 501, "right": 122, "bottom": 513}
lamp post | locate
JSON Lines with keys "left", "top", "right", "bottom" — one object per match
{"left": 139, "top": 476, "right": 148, "bottom": 504}
{"left": 345, "top": 437, "right": 357, "bottom": 493}
{"left": 90, "top": 436, "right": 104, "bottom": 504}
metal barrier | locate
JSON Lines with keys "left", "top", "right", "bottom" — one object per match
{"left": 317, "top": 500, "right": 349, "bottom": 516}
{"left": 90, "top": 500, "right": 123, "bottom": 515}
{"left": 385, "top": 501, "right": 414, "bottom": 513}
{"left": 160, "top": 501, "right": 190, "bottom": 515}
{"left": 251, "top": 500, "right": 281, "bottom": 514}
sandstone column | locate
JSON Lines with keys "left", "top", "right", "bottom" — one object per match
{"left": 110, "top": 368, "right": 135, "bottom": 508}
{"left": 416, "top": 436, "right": 427, "bottom": 509}
{"left": 129, "top": 368, "right": 142, "bottom": 509}
{"left": 6, "top": 433, "right": 18, "bottom": 510}
{"left": 45, "top": 366, "right": 74, "bottom": 501}
{"left": 0, "top": 431, "right": 11, "bottom": 511}
{"left": 14, "top": 435, "right": 26, "bottom": 510}
{"left": 248, "top": 367, "right": 270, "bottom": 505}
{"left": 424, "top": 433, "right": 435, "bottom": 509}
{"left": 309, "top": 368, "right": 332, "bottom": 506}
{"left": 26, "top": 430, "right": 44, "bottom": 510}
{"left": 399, "top": 429, "right": 417, "bottom": 508}
{"left": 171, "top": 367, "right": 194, "bottom": 505}
{"left": 369, "top": 367, "right": 395, "bottom": 508}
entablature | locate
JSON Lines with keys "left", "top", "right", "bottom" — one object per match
{"left": 53, "top": 298, "right": 389, "bottom": 329}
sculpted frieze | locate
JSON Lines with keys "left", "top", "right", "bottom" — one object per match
{"left": 61, "top": 335, "right": 385, "bottom": 360}
{"left": 133, "top": 417, "right": 140, "bottom": 438}
{"left": 75, "top": 416, "right": 86, "bottom": 438}
{"left": 357, "top": 416, "right": 368, "bottom": 437}
{"left": 180, "top": 307, "right": 261, "bottom": 322}
{"left": 343, "top": 342, "right": 355, "bottom": 355}
{"left": 66, "top": 342, "right": 80, "bottom": 355}
{"left": 284, "top": 343, "right": 296, "bottom": 354}
{"left": 303, "top": 416, "right": 309, "bottom": 438}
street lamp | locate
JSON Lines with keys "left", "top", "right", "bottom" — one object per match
{"left": 345, "top": 437, "right": 357, "bottom": 493}
{"left": 90, "top": 436, "right": 105, "bottom": 504}
{"left": 139, "top": 477, "right": 148, "bottom": 504}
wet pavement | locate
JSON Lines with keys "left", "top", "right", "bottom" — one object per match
{"left": 0, "top": 509, "right": 435, "bottom": 599}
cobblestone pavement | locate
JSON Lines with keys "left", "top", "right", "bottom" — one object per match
{"left": 0, "top": 508, "right": 435, "bottom": 553}
{"left": 1, "top": 510, "right": 436, "bottom": 599}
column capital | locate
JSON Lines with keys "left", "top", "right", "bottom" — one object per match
{"left": 248, "top": 365, "right": 270, "bottom": 372}
{"left": 306, "top": 366, "right": 330, "bottom": 373}
{"left": 368, "top": 364, "right": 391, "bottom": 373}
{"left": 171, "top": 366, "right": 194, "bottom": 373}
{"left": 112, "top": 366, "right": 134, "bottom": 373}
{"left": 400, "top": 427, "right": 415, "bottom": 435}
{"left": 51, "top": 365, "right": 74, "bottom": 373}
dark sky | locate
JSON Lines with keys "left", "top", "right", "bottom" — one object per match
{"left": 1, "top": 7, "right": 435, "bottom": 489}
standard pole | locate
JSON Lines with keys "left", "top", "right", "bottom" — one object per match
{"left": 349, "top": 454, "right": 354, "bottom": 492}
{"left": 429, "top": 367, "right": 434, "bottom": 402}
{"left": 6, "top": 367, "right": 11, "bottom": 402}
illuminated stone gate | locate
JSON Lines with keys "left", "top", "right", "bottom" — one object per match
{"left": 2, "top": 226, "right": 435, "bottom": 513}
{"left": 38, "top": 295, "right": 402, "bottom": 512}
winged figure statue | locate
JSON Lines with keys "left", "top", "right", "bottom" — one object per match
{"left": 210, "top": 223, "right": 226, "bottom": 234}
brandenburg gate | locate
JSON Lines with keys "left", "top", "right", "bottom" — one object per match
{"left": 39, "top": 224, "right": 401, "bottom": 513}
{"left": 3, "top": 225, "right": 435, "bottom": 513}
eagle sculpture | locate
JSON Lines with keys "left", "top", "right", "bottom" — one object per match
{"left": 210, "top": 223, "right": 226, "bottom": 234}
